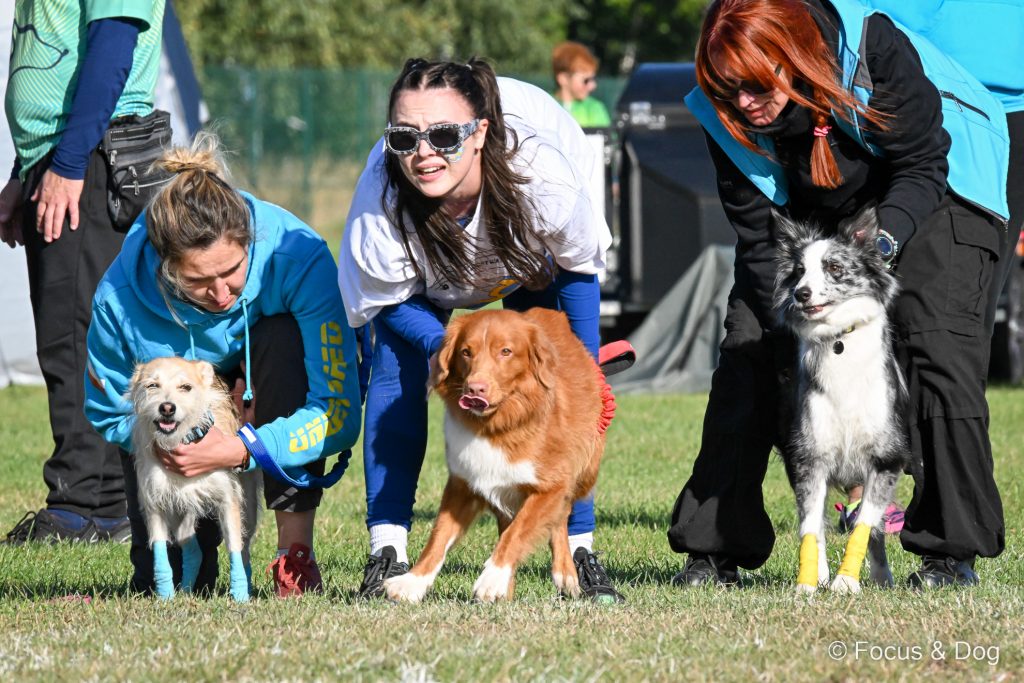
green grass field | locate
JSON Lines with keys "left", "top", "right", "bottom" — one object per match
{"left": 0, "top": 384, "right": 1021, "bottom": 681}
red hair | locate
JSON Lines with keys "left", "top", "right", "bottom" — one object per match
{"left": 695, "top": 0, "right": 889, "bottom": 189}
{"left": 552, "top": 41, "right": 599, "bottom": 78}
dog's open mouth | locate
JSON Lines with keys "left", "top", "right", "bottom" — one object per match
{"left": 154, "top": 419, "right": 179, "bottom": 435}
{"left": 801, "top": 302, "right": 831, "bottom": 316}
{"left": 458, "top": 395, "right": 491, "bottom": 413}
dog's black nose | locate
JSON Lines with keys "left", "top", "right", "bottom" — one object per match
{"left": 795, "top": 286, "right": 812, "bottom": 303}
{"left": 159, "top": 402, "right": 176, "bottom": 418}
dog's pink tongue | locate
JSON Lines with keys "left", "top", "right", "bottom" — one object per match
{"left": 158, "top": 421, "right": 176, "bottom": 431}
{"left": 459, "top": 395, "right": 490, "bottom": 412}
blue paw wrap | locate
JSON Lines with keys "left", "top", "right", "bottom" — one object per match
{"left": 179, "top": 536, "right": 202, "bottom": 592}
{"left": 153, "top": 541, "right": 174, "bottom": 600}
{"left": 229, "top": 551, "right": 250, "bottom": 602}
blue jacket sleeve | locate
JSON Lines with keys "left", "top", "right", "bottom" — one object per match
{"left": 555, "top": 269, "right": 600, "bottom": 360}
{"left": 50, "top": 18, "right": 141, "bottom": 180}
{"left": 84, "top": 301, "right": 137, "bottom": 452}
{"left": 375, "top": 296, "right": 448, "bottom": 357}
{"left": 250, "top": 241, "right": 363, "bottom": 470}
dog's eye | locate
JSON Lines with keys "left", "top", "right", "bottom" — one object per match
{"left": 179, "top": 383, "right": 193, "bottom": 392}
{"left": 146, "top": 382, "right": 159, "bottom": 390}
{"left": 827, "top": 262, "right": 843, "bottom": 277}
{"left": 460, "top": 348, "right": 472, "bottom": 358}
{"left": 500, "top": 347, "right": 512, "bottom": 357}
{"left": 794, "top": 265, "right": 805, "bottom": 277}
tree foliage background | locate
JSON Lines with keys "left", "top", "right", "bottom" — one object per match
{"left": 174, "top": 0, "right": 708, "bottom": 75}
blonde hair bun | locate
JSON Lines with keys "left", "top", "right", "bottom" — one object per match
{"left": 156, "top": 131, "right": 227, "bottom": 178}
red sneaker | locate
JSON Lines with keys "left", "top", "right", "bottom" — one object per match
{"left": 266, "top": 543, "right": 323, "bottom": 597}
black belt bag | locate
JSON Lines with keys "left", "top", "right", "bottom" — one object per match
{"left": 100, "top": 109, "right": 173, "bottom": 231}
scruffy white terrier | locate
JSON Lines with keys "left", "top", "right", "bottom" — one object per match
{"left": 129, "top": 357, "right": 261, "bottom": 601}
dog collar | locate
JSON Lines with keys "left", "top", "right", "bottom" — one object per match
{"left": 832, "top": 325, "right": 857, "bottom": 355}
{"left": 181, "top": 411, "right": 215, "bottom": 445}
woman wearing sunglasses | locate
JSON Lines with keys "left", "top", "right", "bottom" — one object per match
{"left": 668, "top": 0, "right": 1008, "bottom": 589}
{"left": 338, "top": 57, "right": 624, "bottom": 602}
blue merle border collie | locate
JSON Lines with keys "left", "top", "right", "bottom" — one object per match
{"left": 772, "top": 205, "right": 910, "bottom": 594}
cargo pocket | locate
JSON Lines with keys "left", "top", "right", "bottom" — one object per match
{"left": 945, "top": 205, "right": 1001, "bottom": 331}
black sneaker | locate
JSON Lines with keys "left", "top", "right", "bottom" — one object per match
{"left": 3, "top": 509, "right": 99, "bottom": 544}
{"left": 573, "top": 547, "right": 626, "bottom": 603}
{"left": 92, "top": 516, "right": 132, "bottom": 543}
{"left": 671, "top": 554, "right": 741, "bottom": 587}
{"left": 357, "top": 546, "right": 409, "bottom": 599}
{"left": 907, "top": 556, "right": 979, "bottom": 589}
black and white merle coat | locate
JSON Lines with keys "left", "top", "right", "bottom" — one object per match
{"left": 773, "top": 206, "right": 910, "bottom": 591}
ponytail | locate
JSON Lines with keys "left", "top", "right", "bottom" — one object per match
{"left": 810, "top": 113, "right": 842, "bottom": 189}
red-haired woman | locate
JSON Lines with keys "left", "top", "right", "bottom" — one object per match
{"left": 668, "top": 0, "right": 1009, "bottom": 589}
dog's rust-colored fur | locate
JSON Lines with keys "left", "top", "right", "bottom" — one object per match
{"left": 384, "top": 308, "right": 607, "bottom": 602}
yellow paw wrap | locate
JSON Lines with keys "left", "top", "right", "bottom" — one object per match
{"left": 797, "top": 533, "right": 818, "bottom": 587}
{"left": 838, "top": 523, "right": 871, "bottom": 579}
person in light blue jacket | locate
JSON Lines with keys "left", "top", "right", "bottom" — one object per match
{"left": 865, "top": 0, "right": 1024, "bottom": 311}
{"left": 85, "top": 133, "right": 361, "bottom": 597}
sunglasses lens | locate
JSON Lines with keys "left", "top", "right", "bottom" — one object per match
{"left": 741, "top": 81, "right": 770, "bottom": 96}
{"left": 387, "top": 130, "right": 418, "bottom": 152}
{"left": 428, "top": 126, "right": 462, "bottom": 151}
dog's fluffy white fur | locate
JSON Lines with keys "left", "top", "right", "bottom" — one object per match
{"left": 774, "top": 206, "right": 910, "bottom": 594}
{"left": 129, "top": 357, "right": 260, "bottom": 597}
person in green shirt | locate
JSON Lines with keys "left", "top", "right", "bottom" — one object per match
{"left": 0, "top": 0, "right": 166, "bottom": 546}
{"left": 552, "top": 41, "right": 612, "bottom": 128}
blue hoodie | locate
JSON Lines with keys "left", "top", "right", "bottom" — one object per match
{"left": 84, "top": 192, "right": 361, "bottom": 477}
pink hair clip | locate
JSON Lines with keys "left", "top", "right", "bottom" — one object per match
{"left": 813, "top": 125, "right": 832, "bottom": 138}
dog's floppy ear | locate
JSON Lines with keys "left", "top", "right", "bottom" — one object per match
{"left": 431, "top": 314, "right": 469, "bottom": 389}
{"left": 526, "top": 322, "right": 558, "bottom": 390}
{"left": 838, "top": 203, "right": 879, "bottom": 246}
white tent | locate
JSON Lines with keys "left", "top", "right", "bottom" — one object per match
{"left": 0, "top": 0, "right": 205, "bottom": 386}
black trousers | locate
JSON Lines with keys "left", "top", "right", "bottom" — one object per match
{"left": 21, "top": 149, "right": 128, "bottom": 518}
{"left": 123, "top": 314, "right": 326, "bottom": 595}
{"left": 668, "top": 195, "right": 1005, "bottom": 568}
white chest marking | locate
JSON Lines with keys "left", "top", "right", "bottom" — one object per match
{"left": 444, "top": 413, "right": 537, "bottom": 517}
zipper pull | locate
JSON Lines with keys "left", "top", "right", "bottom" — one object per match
{"left": 940, "top": 90, "right": 964, "bottom": 112}
{"left": 109, "top": 149, "right": 117, "bottom": 167}
{"left": 130, "top": 166, "right": 140, "bottom": 195}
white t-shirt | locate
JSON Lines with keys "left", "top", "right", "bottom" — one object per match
{"left": 338, "top": 77, "right": 612, "bottom": 328}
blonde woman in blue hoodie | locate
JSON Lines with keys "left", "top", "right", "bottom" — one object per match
{"left": 84, "top": 134, "right": 361, "bottom": 598}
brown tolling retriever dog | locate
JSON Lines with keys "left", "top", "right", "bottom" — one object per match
{"left": 383, "top": 307, "right": 615, "bottom": 603}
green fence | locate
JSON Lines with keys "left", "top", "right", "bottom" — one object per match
{"left": 200, "top": 66, "right": 625, "bottom": 226}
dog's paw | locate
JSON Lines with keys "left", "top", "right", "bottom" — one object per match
{"left": 830, "top": 574, "right": 861, "bottom": 594}
{"left": 818, "top": 558, "right": 830, "bottom": 587}
{"left": 472, "top": 561, "right": 513, "bottom": 603}
{"left": 552, "top": 570, "right": 581, "bottom": 598}
{"left": 384, "top": 572, "right": 432, "bottom": 604}
{"left": 794, "top": 583, "right": 817, "bottom": 596}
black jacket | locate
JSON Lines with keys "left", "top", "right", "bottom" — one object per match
{"left": 709, "top": 0, "right": 950, "bottom": 328}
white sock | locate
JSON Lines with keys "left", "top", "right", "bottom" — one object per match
{"left": 568, "top": 532, "right": 594, "bottom": 554}
{"left": 277, "top": 547, "right": 315, "bottom": 561}
{"left": 369, "top": 524, "right": 408, "bottom": 563}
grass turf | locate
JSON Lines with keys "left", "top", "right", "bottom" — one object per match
{"left": 0, "top": 384, "right": 1020, "bottom": 681}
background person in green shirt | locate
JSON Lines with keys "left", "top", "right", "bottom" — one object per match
{"left": 552, "top": 41, "right": 612, "bottom": 128}
{"left": 0, "top": 0, "right": 166, "bottom": 545}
